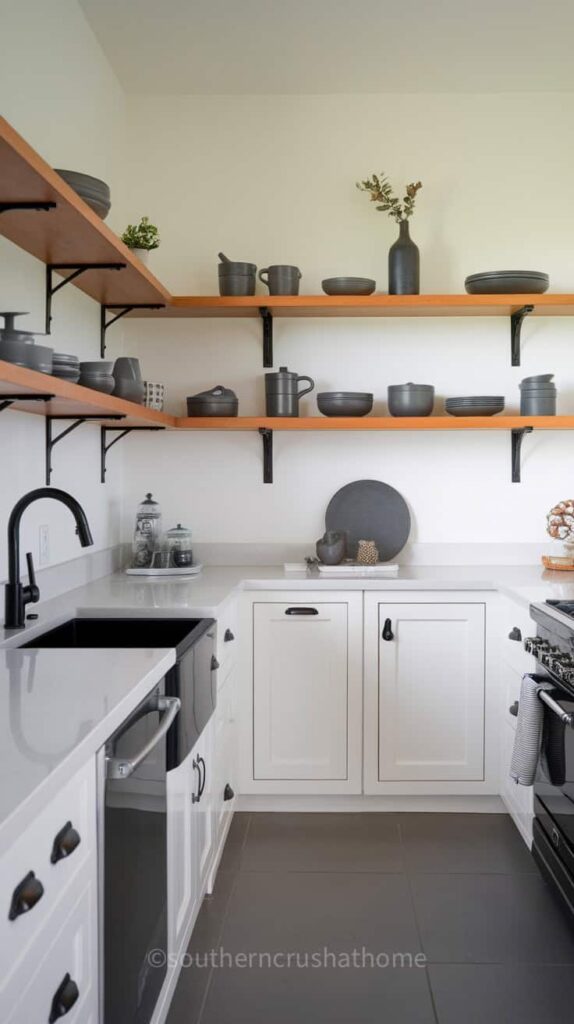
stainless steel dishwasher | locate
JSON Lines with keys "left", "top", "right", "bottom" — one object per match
{"left": 97, "top": 682, "right": 180, "bottom": 1024}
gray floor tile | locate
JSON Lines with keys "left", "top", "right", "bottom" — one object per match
{"left": 219, "top": 870, "right": 421, "bottom": 954}
{"left": 240, "top": 812, "right": 404, "bottom": 872}
{"left": 411, "top": 873, "right": 574, "bottom": 964}
{"left": 429, "top": 963, "right": 574, "bottom": 1024}
{"left": 200, "top": 964, "right": 436, "bottom": 1024}
{"left": 400, "top": 813, "right": 537, "bottom": 874}
{"left": 217, "top": 813, "right": 251, "bottom": 874}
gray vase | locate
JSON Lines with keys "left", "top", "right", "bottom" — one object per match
{"left": 389, "top": 220, "right": 420, "bottom": 295}
{"left": 316, "top": 530, "right": 346, "bottom": 565}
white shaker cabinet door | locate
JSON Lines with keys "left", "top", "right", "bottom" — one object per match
{"left": 375, "top": 602, "right": 485, "bottom": 782}
{"left": 253, "top": 601, "right": 355, "bottom": 784}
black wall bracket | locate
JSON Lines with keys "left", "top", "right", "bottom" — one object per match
{"left": 511, "top": 426, "right": 533, "bottom": 483}
{"left": 46, "top": 415, "right": 125, "bottom": 484}
{"left": 45, "top": 263, "right": 126, "bottom": 334}
{"left": 0, "top": 201, "right": 56, "bottom": 214}
{"left": 0, "top": 393, "right": 53, "bottom": 414}
{"left": 260, "top": 307, "right": 273, "bottom": 367}
{"left": 101, "top": 425, "right": 164, "bottom": 483}
{"left": 259, "top": 427, "right": 273, "bottom": 483}
{"left": 100, "top": 304, "right": 166, "bottom": 357}
{"left": 510, "top": 305, "right": 534, "bottom": 367}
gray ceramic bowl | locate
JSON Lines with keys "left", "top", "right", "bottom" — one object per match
{"left": 79, "top": 376, "right": 115, "bottom": 394}
{"left": 54, "top": 169, "right": 111, "bottom": 220}
{"left": 317, "top": 392, "right": 373, "bottom": 417}
{"left": 388, "top": 384, "right": 435, "bottom": 417}
{"left": 80, "top": 361, "right": 113, "bottom": 375}
{"left": 322, "top": 277, "right": 376, "bottom": 296}
{"left": 465, "top": 271, "right": 549, "bottom": 295}
{"left": 0, "top": 338, "right": 53, "bottom": 373}
{"left": 113, "top": 357, "right": 142, "bottom": 381}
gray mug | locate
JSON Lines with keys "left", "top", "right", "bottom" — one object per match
{"left": 258, "top": 265, "right": 302, "bottom": 295}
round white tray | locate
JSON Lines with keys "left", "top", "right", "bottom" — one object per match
{"left": 125, "top": 563, "right": 203, "bottom": 577}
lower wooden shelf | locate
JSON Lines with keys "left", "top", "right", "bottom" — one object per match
{"left": 175, "top": 415, "right": 574, "bottom": 430}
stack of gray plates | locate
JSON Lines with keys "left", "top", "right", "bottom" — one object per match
{"left": 445, "top": 396, "right": 505, "bottom": 417}
{"left": 79, "top": 361, "right": 115, "bottom": 394}
{"left": 52, "top": 353, "right": 80, "bottom": 383}
{"left": 465, "top": 271, "right": 549, "bottom": 295}
{"left": 54, "top": 169, "right": 111, "bottom": 220}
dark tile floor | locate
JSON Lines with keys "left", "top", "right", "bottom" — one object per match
{"left": 166, "top": 813, "right": 574, "bottom": 1024}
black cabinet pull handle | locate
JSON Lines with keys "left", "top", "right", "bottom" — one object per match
{"left": 191, "top": 758, "right": 201, "bottom": 804}
{"left": 285, "top": 607, "right": 319, "bottom": 615}
{"left": 224, "top": 783, "right": 235, "bottom": 801}
{"left": 51, "top": 821, "right": 81, "bottom": 865}
{"left": 224, "top": 628, "right": 235, "bottom": 642}
{"left": 197, "top": 755, "right": 207, "bottom": 798}
{"left": 508, "top": 627, "right": 522, "bottom": 641}
{"left": 9, "top": 870, "right": 44, "bottom": 921}
{"left": 509, "top": 700, "right": 519, "bottom": 717}
{"left": 211, "top": 655, "right": 220, "bottom": 671}
{"left": 382, "top": 618, "right": 394, "bottom": 641}
{"left": 49, "top": 973, "right": 79, "bottom": 1022}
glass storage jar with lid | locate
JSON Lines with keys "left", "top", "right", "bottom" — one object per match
{"left": 165, "top": 523, "right": 193, "bottom": 567}
{"left": 132, "top": 493, "right": 163, "bottom": 568}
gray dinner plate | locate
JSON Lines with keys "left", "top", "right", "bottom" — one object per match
{"left": 325, "top": 479, "right": 411, "bottom": 561}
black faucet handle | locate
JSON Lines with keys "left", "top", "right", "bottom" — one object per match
{"left": 25, "top": 552, "right": 40, "bottom": 603}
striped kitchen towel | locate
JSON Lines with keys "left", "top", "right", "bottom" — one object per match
{"left": 510, "top": 674, "right": 553, "bottom": 786}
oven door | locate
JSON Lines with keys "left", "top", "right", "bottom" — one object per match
{"left": 534, "top": 680, "right": 574, "bottom": 852}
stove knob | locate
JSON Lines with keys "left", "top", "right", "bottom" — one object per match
{"left": 524, "top": 637, "right": 550, "bottom": 656}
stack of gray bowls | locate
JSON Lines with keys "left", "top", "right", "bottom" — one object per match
{"left": 0, "top": 312, "right": 53, "bottom": 373}
{"left": 79, "top": 361, "right": 115, "bottom": 394}
{"left": 54, "top": 169, "right": 111, "bottom": 220}
{"left": 112, "top": 358, "right": 144, "bottom": 404}
{"left": 218, "top": 252, "right": 256, "bottom": 296}
{"left": 388, "top": 383, "right": 435, "bottom": 417}
{"left": 52, "top": 353, "right": 80, "bottom": 383}
{"left": 520, "top": 374, "right": 556, "bottom": 415}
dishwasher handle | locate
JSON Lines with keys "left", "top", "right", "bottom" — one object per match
{"left": 106, "top": 695, "right": 181, "bottom": 780}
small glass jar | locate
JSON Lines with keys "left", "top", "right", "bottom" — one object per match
{"left": 164, "top": 523, "right": 194, "bottom": 567}
{"left": 132, "top": 493, "right": 163, "bottom": 568}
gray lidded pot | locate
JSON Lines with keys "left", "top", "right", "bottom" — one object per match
{"left": 186, "top": 385, "right": 239, "bottom": 417}
{"left": 520, "top": 390, "right": 556, "bottom": 415}
{"left": 387, "top": 383, "right": 435, "bottom": 417}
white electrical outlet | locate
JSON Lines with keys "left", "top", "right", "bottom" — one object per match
{"left": 39, "top": 525, "right": 50, "bottom": 566}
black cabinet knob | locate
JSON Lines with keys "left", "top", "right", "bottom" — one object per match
{"left": 382, "top": 618, "right": 394, "bottom": 641}
{"left": 224, "top": 783, "right": 235, "bottom": 801}
{"left": 224, "top": 629, "right": 235, "bottom": 642}
{"left": 49, "top": 973, "right": 79, "bottom": 1022}
{"left": 508, "top": 627, "right": 522, "bottom": 641}
{"left": 8, "top": 870, "right": 44, "bottom": 921}
{"left": 509, "top": 700, "right": 519, "bottom": 717}
{"left": 51, "top": 821, "right": 81, "bottom": 865}
{"left": 211, "top": 655, "right": 220, "bottom": 671}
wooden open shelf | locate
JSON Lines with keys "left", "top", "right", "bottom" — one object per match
{"left": 131, "top": 294, "right": 574, "bottom": 319}
{"left": 176, "top": 414, "right": 574, "bottom": 430}
{"left": 0, "top": 116, "right": 171, "bottom": 308}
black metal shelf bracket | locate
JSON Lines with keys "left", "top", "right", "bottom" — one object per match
{"left": 260, "top": 307, "right": 273, "bottom": 367}
{"left": 259, "top": 427, "right": 273, "bottom": 483}
{"left": 100, "top": 304, "right": 166, "bottom": 357}
{"left": 510, "top": 304, "right": 535, "bottom": 366}
{"left": 45, "top": 263, "right": 126, "bottom": 334}
{"left": 0, "top": 201, "right": 56, "bottom": 214}
{"left": 511, "top": 426, "right": 533, "bottom": 483}
{"left": 46, "top": 414, "right": 125, "bottom": 485}
{"left": 101, "top": 425, "right": 164, "bottom": 483}
{"left": 0, "top": 393, "right": 53, "bottom": 414}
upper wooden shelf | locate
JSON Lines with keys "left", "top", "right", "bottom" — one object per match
{"left": 130, "top": 293, "right": 574, "bottom": 319}
{"left": 0, "top": 116, "right": 171, "bottom": 307}
{"left": 0, "top": 360, "right": 174, "bottom": 427}
{"left": 176, "top": 414, "right": 574, "bottom": 430}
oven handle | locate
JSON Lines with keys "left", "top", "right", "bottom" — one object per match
{"left": 106, "top": 695, "right": 181, "bottom": 780}
{"left": 538, "top": 689, "right": 574, "bottom": 727}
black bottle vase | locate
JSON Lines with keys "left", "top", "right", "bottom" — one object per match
{"left": 388, "top": 220, "right": 420, "bottom": 295}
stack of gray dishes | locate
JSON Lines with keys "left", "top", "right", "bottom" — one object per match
{"left": 113, "top": 357, "right": 144, "bottom": 404}
{"left": 0, "top": 311, "right": 53, "bottom": 373}
{"left": 445, "top": 396, "right": 505, "bottom": 416}
{"left": 322, "top": 277, "right": 376, "bottom": 296}
{"left": 54, "top": 169, "right": 111, "bottom": 220}
{"left": 52, "top": 353, "right": 80, "bottom": 383}
{"left": 317, "top": 392, "right": 373, "bottom": 416}
{"left": 388, "top": 383, "right": 434, "bottom": 416}
{"left": 465, "top": 271, "right": 549, "bottom": 295}
{"left": 520, "top": 374, "right": 556, "bottom": 415}
{"left": 218, "top": 253, "right": 256, "bottom": 296}
{"left": 79, "top": 361, "right": 115, "bottom": 394}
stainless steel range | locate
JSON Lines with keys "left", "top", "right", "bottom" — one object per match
{"left": 525, "top": 600, "right": 574, "bottom": 918}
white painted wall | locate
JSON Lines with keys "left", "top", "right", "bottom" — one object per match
{"left": 120, "top": 93, "right": 574, "bottom": 551}
{"left": 0, "top": 0, "right": 126, "bottom": 584}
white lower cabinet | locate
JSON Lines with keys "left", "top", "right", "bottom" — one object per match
{"left": 192, "top": 719, "right": 214, "bottom": 892}
{"left": 167, "top": 753, "right": 197, "bottom": 957}
{"left": 364, "top": 597, "right": 486, "bottom": 789}
{"left": 245, "top": 593, "right": 363, "bottom": 794}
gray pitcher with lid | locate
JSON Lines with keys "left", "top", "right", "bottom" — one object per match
{"left": 265, "top": 366, "right": 314, "bottom": 417}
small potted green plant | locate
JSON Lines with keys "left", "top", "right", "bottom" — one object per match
{"left": 121, "top": 216, "right": 160, "bottom": 265}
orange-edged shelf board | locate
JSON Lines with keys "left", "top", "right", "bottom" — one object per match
{"left": 0, "top": 116, "right": 171, "bottom": 308}
{"left": 130, "top": 294, "right": 574, "bottom": 319}
{"left": 175, "top": 415, "right": 574, "bottom": 430}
